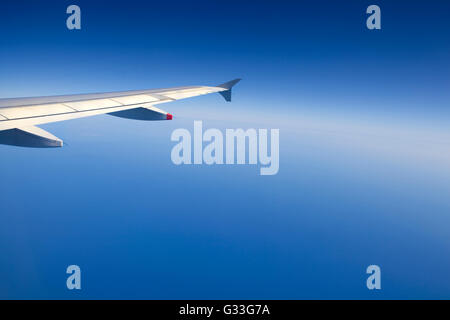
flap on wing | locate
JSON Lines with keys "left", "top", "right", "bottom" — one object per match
{"left": 0, "top": 126, "right": 63, "bottom": 148}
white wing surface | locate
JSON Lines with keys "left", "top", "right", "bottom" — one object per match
{"left": 0, "top": 79, "right": 240, "bottom": 147}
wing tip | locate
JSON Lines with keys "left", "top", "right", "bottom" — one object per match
{"left": 217, "top": 79, "right": 242, "bottom": 102}
{"left": 217, "top": 78, "right": 242, "bottom": 90}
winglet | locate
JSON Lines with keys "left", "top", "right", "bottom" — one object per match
{"left": 217, "top": 78, "right": 241, "bottom": 102}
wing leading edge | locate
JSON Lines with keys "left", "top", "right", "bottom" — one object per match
{"left": 0, "top": 79, "right": 241, "bottom": 148}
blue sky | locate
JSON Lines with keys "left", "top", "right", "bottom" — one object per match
{"left": 1, "top": 0, "right": 450, "bottom": 299}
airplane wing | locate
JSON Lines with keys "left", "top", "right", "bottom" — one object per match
{"left": 0, "top": 79, "right": 241, "bottom": 148}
